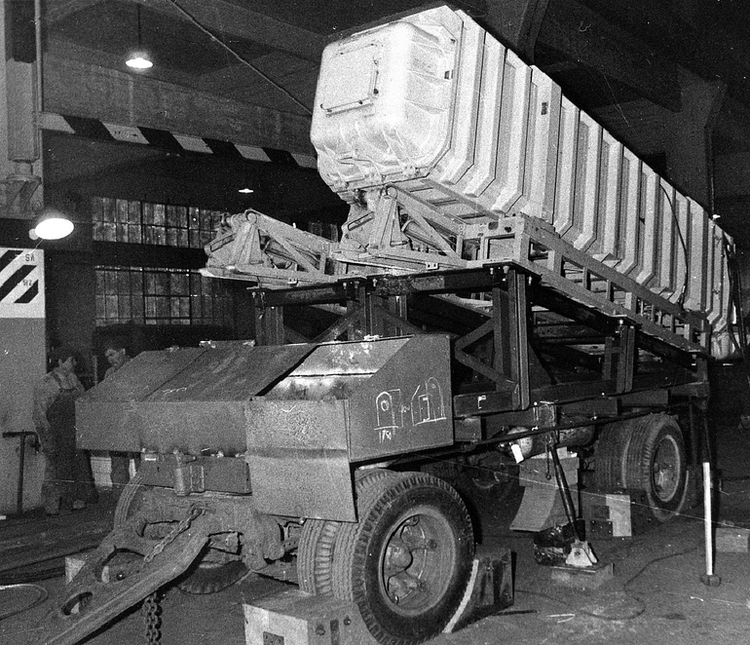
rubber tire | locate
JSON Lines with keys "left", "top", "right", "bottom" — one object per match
{"left": 331, "top": 472, "right": 474, "bottom": 645}
{"left": 592, "top": 420, "right": 632, "bottom": 490}
{"left": 176, "top": 557, "right": 250, "bottom": 594}
{"left": 623, "top": 414, "right": 687, "bottom": 522}
{"left": 298, "top": 519, "right": 341, "bottom": 595}
{"left": 297, "top": 469, "right": 401, "bottom": 596}
{"left": 113, "top": 469, "right": 146, "bottom": 528}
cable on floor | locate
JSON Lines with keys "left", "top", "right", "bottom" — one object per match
{"left": 0, "top": 583, "right": 49, "bottom": 620}
{"left": 515, "top": 588, "right": 646, "bottom": 621}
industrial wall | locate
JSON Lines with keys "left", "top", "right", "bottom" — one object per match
{"left": 0, "top": 248, "right": 46, "bottom": 514}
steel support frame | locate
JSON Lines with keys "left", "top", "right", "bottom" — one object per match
{"left": 251, "top": 264, "right": 706, "bottom": 421}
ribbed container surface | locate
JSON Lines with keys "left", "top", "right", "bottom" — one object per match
{"left": 311, "top": 5, "right": 733, "bottom": 354}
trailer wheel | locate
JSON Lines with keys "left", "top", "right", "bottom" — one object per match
{"left": 331, "top": 473, "right": 474, "bottom": 645}
{"left": 113, "top": 469, "right": 146, "bottom": 528}
{"left": 298, "top": 519, "right": 340, "bottom": 595}
{"left": 623, "top": 414, "right": 687, "bottom": 521}
{"left": 297, "top": 469, "right": 400, "bottom": 596}
{"left": 176, "top": 557, "right": 249, "bottom": 594}
{"left": 592, "top": 420, "right": 631, "bottom": 490}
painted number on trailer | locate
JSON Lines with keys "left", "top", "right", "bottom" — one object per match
{"left": 375, "top": 377, "right": 446, "bottom": 443}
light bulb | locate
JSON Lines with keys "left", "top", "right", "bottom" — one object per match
{"left": 32, "top": 216, "right": 74, "bottom": 240}
{"left": 126, "top": 52, "right": 153, "bottom": 69}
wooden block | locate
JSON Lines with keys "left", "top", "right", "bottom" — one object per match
{"left": 716, "top": 527, "right": 750, "bottom": 553}
{"left": 604, "top": 493, "right": 632, "bottom": 537}
{"left": 65, "top": 552, "right": 109, "bottom": 583}
{"left": 580, "top": 490, "right": 632, "bottom": 538}
{"left": 244, "top": 589, "right": 374, "bottom": 645}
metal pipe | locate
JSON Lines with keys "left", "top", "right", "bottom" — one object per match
{"left": 34, "top": 0, "right": 43, "bottom": 146}
{"left": 2, "top": 431, "right": 37, "bottom": 515}
{"left": 703, "top": 461, "right": 713, "bottom": 575}
{"left": 700, "top": 461, "right": 721, "bottom": 586}
{"left": 549, "top": 446, "right": 581, "bottom": 541}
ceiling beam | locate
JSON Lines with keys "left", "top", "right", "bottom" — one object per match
{"left": 47, "top": 36, "right": 200, "bottom": 93}
{"left": 578, "top": 0, "right": 750, "bottom": 111}
{"left": 44, "top": 0, "right": 107, "bottom": 24}
{"left": 139, "top": 0, "right": 327, "bottom": 63}
{"left": 46, "top": 36, "right": 315, "bottom": 114}
{"left": 714, "top": 97, "right": 750, "bottom": 154}
{"left": 714, "top": 152, "right": 750, "bottom": 198}
{"left": 42, "top": 53, "right": 316, "bottom": 155}
{"left": 537, "top": 0, "right": 681, "bottom": 112}
{"left": 475, "top": 0, "right": 550, "bottom": 63}
{"left": 47, "top": 0, "right": 327, "bottom": 63}
{"left": 197, "top": 54, "right": 318, "bottom": 109}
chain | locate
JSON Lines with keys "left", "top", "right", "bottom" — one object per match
{"left": 142, "top": 591, "right": 162, "bottom": 645}
{"left": 140, "top": 504, "right": 204, "bottom": 645}
{"left": 144, "top": 503, "right": 203, "bottom": 563}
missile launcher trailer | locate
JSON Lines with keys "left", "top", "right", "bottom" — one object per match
{"left": 43, "top": 6, "right": 738, "bottom": 645}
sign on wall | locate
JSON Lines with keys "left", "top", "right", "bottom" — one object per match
{"left": 0, "top": 248, "right": 44, "bottom": 318}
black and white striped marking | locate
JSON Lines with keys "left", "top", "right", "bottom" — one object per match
{"left": 39, "top": 112, "right": 317, "bottom": 169}
{"left": 0, "top": 248, "right": 44, "bottom": 318}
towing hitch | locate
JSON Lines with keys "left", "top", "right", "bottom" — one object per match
{"left": 38, "top": 505, "right": 211, "bottom": 645}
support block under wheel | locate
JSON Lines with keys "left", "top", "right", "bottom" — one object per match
{"left": 244, "top": 589, "right": 376, "bottom": 645}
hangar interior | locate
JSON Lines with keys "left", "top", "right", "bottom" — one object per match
{"left": 2, "top": 1, "right": 750, "bottom": 645}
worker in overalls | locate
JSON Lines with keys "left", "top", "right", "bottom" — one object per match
{"left": 33, "top": 346, "right": 97, "bottom": 515}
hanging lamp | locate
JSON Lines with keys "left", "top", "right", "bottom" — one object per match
{"left": 29, "top": 208, "right": 74, "bottom": 240}
{"left": 126, "top": 5, "right": 153, "bottom": 70}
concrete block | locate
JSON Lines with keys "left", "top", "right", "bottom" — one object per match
{"left": 244, "top": 589, "right": 374, "bottom": 645}
{"left": 581, "top": 490, "right": 632, "bottom": 538}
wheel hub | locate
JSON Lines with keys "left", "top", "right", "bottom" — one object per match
{"left": 652, "top": 436, "right": 680, "bottom": 501}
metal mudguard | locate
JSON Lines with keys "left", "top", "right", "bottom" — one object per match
{"left": 247, "top": 334, "right": 453, "bottom": 520}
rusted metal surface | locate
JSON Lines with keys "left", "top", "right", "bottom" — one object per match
{"left": 76, "top": 344, "right": 315, "bottom": 454}
{"left": 85, "top": 348, "right": 208, "bottom": 401}
{"left": 246, "top": 398, "right": 353, "bottom": 520}
{"left": 38, "top": 511, "right": 211, "bottom": 645}
{"left": 78, "top": 334, "right": 453, "bottom": 520}
{"left": 246, "top": 335, "right": 453, "bottom": 520}
{"left": 347, "top": 334, "right": 453, "bottom": 461}
{"left": 147, "top": 344, "right": 314, "bottom": 401}
{"left": 138, "top": 455, "right": 251, "bottom": 494}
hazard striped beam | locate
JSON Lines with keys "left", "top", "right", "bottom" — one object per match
{"left": 38, "top": 112, "right": 318, "bottom": 170}
{"left": 0, "top": 248, "right": 45, "bottom": 319}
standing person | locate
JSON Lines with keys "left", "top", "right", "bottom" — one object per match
{"left": 104, "top": 339, "right": 131, "bottom": 379}
{"left": 33, "top": 346, "right": 97, "bottom": 515}
{"left": 102, "top": 339, "right": 136, "bottom": 492}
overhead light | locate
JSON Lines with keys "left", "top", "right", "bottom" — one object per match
{"left": 125, "top": 5, "right": 153, "bottom": 71}
{"left": 126, "top": 52, "right": 153, "bottom": 70}
{"left": 238, "top": 187, "right": 254, "bottom": 194}
{"left": 29, "top": 208, "right": 74, "bottom": 240}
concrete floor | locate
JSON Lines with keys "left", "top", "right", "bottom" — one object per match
{"left": 3, "top": 420, "right": 750, "bottom": 645}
